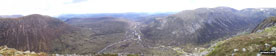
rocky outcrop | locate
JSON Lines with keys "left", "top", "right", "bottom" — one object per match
{"left": 252, "top": 16, "right": 276, "bottom": 33}
{"left": 207, "top": 23, "right": 276, "bottom": 56}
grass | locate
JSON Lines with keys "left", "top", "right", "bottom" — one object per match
{"left": 207, "top": 26, "right": 276, "bottom": 56}
{"left": 127, "top": 54, "right": 139, "bottom": 56}
{"left": 0, "top": 45, "right": 142, "bottom": 56}
{"left": 0, "top": 46, "right": 48, "bottom": 56}
{"left": 96, "top": 53, "right": 118, "bottom": 56}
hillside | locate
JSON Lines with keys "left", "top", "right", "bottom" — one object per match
{"left": 141, "top": 7, "right": 276, "bottom": 52}
{"left": 0, "top": 14, "right": 74, "bottom": 52}
{"left": 62, "top": 17, "right": 179, "bottom": 55}
{"left": 207, "top": 17, "right": 276, "bottom": 56}
{"left": 1, "top": 7, "right": 276, "bottom": 56}
{"left": 55, "top": 7, "right": 276, "bottom": 55}
{"left": 55, "top": 17, "right": 135, "bottom": 54}
{"left": 252, "top": 16, "right": 276, "bottom": 33}
{"left": 0, "top": 46, "right": 48, "bottom": 56}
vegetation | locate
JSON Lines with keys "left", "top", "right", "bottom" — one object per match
{"left": 0, "top": 45, "right": 142, "bottom": 56}
{"left": 0, "top": 45, "right": 48, "bottom": 56}
{"left": 0, "top": 14, "right": 72, "bottom": 52}
{"left": 96, "top": 53, "right": 118, "bottom": 56}
{"left": 207, "top": 26, "right": 276, "bottom": 56}
{"left": 94, "top": 53, "right": 139, "bottom": 56}
{"left": 252, "top": 16, "right": 276, "bottom": 33}
{"left": 127, "top": 54, "right": 139, "bottom": 56}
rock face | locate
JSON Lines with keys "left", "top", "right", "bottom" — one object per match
{"left": 251, "top": 16, "right": 276, "bottom": 33}
{"left": 0, "top": 14, "right": 72, "bottom": 52}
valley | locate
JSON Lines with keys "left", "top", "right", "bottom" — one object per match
{"left": 0, "top": 7, "right": 276, "bottom": 56}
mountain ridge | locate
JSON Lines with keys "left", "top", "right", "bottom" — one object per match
{"left": 1, "top": 7, "right": 276, "bottom": 56}
{"left": 0, "top": 14, "right": 74, "bottom": 52}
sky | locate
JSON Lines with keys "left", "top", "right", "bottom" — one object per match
{"left": 0, "top": 0, "right": 276, "bottom": 16}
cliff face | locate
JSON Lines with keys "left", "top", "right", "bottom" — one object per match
{"left": 0, "top": 14, "right": 72, "bottom": 52}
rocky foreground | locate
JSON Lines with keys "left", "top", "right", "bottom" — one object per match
{"left": 0, "top": 46, "right": 48, "bottom": 56}
{"left": 206, "top": 17, "right": 276, "bottom": 56}
{"left": 0, "top": 45, "right": 140, "bottom": 56}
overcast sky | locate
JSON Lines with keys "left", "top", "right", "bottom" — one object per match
{"left": 0, "top": 0, "right": 276, "bottom": 16}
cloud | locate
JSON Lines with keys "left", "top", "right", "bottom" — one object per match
{"left": 65, "top": 0, "right": 88, "bottom": 4}
{"left": 72, "top": 0, "right": 87, "bottom": 3}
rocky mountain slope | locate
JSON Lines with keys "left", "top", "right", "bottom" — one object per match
{"left": 141, "top": 7, "right": 276, "bottom": 51}
{"left": 54, "top": 7, "right": 276, "bottom": 55}
{"left": 0, "top": 14, "right": 74, "bottom": 52}
{"left": 207, "top": 16, "right": 276, "bottom": 56}
{"left": 252, "top": 16, "right": 276, "bottom": 33}
{"left": 1, "top": 7, "right": 276, "bottom": 56}
{"left": 55, "top": 17, "right": 135, "bottom": 54}
{"left": 62, "top": 17, "right": 179, "bottom": 55}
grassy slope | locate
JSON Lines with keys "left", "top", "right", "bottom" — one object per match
{"left": 0, "top": 45, "right": 140, "bottom": 56}
{"left": 207, "top": 26, "right": 276, "bottom": 56}
{"left": 0, "top": 46, "right": 48, "bottom": 56}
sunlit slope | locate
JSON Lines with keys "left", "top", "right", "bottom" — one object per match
{"left": 207, "top": 17, "right": 276, "bottom": 56}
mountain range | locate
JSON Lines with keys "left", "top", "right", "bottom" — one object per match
{"left": 0, "top": 7, "right": 276, "bottom": 56}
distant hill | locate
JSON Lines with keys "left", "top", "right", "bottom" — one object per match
{"left": 58, "top": 12, "right": 174, "bottom": 21}
{"left": 0, "top": 15, "right": 22, "bottom": 18}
